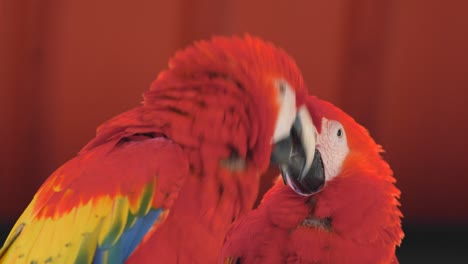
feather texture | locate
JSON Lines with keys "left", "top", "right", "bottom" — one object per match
{"left": 0, "top": 138, "right": 188, "bottom": 264}
{"left": 221, "top": 96, "right": 404, "bottom": 264}
{"left": 1, "top": 35, "right": 309, "bottom": 263}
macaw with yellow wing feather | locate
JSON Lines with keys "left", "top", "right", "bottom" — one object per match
{"left": 0, "top": 36, "right": 320, "bottom": 264}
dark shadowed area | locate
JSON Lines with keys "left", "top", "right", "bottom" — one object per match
{"left": 1, "top": 0, "right": 467, "bottom": 262}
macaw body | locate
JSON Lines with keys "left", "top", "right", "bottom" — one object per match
{"left": 0, "top": 36, "right": 314, "bottom": 263}
{"left": 222, "top": 96, "right": 404, "bottom": 264}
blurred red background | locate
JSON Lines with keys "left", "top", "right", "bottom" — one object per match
{"left": 1, "top": 0, "right": 467, "bottom": 230}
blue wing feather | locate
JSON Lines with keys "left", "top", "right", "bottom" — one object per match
{"left": 93, "top": 209, "right": 162, "bottom": 264}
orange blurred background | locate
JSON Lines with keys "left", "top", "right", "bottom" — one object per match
{"left": 1, "top": 0, "right": 468, "bottom": 261}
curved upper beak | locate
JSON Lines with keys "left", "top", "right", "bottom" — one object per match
{"left": 270, "top": 106, "right": 325, "bottom": 196}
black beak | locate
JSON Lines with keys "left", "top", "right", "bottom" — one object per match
{"left": 270, "top": 114, "right": 325, "bottom": 196}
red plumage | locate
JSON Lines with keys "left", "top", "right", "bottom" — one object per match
{"left": 221, "top": 96, "right": 404, "bottom": 264}
{"left": 33, "top": 136, "right": 186, "bottom": 219}
{"left": 0, "top": 35, "right": 310, "bottom": 263}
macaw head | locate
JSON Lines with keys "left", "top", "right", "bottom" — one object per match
{"left": 300, "top": 95, "right": 395, "bottom": 191}
{"left": 145, "top": 35, "right": 323, "bottom": 193}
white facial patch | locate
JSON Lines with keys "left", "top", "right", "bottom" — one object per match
{"left": 316, "top": 118, "right": 349, "bottom": 181}
{"left": 272, "top": 79, "right": 296, "bottom": 143}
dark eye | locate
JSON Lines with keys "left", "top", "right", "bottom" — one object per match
{"left": 337, "top": 128, "right": 343, "bottom": 138}
{"left": 278, "top": 82, "right": 286, "bottom": 94}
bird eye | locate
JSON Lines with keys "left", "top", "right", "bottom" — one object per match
{"left": 337, "top": 128, "right": 343, "bottom": 138}
{"left": 278, "top": 82, "right": 286, "bottom": 95}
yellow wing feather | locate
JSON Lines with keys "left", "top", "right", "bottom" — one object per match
{"left": 0, "top": 193, "right": 165, "bottom": 264}
{"left": 0, "top": 138, "right": 188, "bottom": 264}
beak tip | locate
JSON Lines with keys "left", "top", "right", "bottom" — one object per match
{"left": 281, "top": 149, "right": 325, "bottom": 196}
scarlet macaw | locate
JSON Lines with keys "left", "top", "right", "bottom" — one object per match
{"left": 0, "top": 36, "right": 321, "bottom": 263}
{"left": 222, "top": 95, "right": 404, "bottom": 263}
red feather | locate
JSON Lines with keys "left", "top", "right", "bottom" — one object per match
{"left": 221, "top": 96, "right": 404, "bottom": 264}
{"left": 1, "top": 35, "right": 309, "bottom": 263}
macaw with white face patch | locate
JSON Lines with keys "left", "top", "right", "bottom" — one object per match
{"left": 0, "top": 35, "right": 321, "bottom": 264}
{"left": 222, "top": 95, "right": 403, "bottom": 264}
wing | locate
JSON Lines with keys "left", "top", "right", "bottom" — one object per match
{"left": 0, "top": 136, "right": 188, "bottom": 264}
